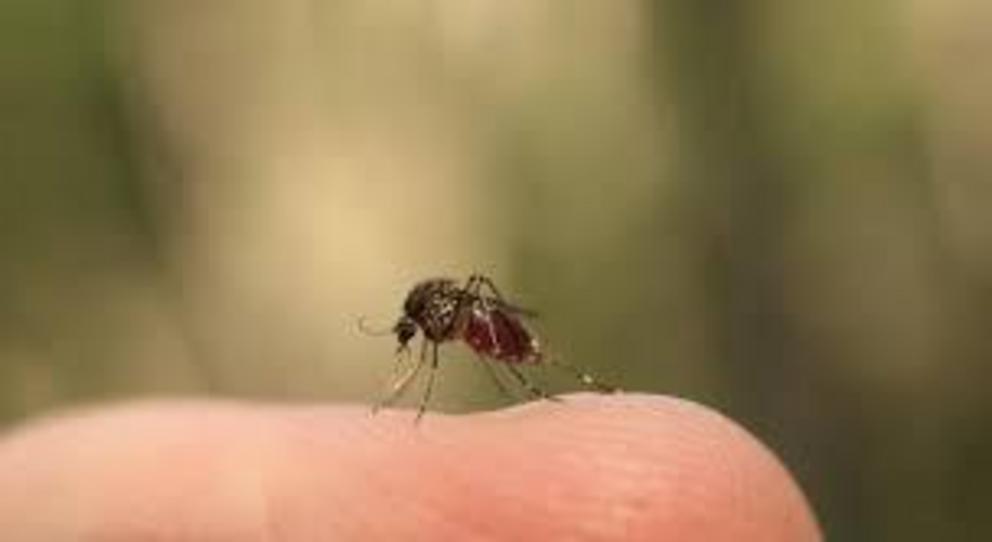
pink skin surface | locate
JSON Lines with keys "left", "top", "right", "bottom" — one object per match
{"left": 0, "top": 394, "right": 821, "bottom": 541}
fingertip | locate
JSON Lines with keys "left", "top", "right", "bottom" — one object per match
{"left": 311, "top": 393, "right": 822, "bottom": 540}
{"left": 510, "top": 393, "right": 823, "bottom": 540}
{"left": 421, "top": 393, "right": 822, "bottom": 540}
{"left": 0, "top": 396, "right": 821, "bottom": 541}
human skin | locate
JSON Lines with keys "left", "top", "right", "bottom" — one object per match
{"left": 0, "top": 394, "right": 821, "bottom": 541}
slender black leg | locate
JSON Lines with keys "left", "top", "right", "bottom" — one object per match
{"left": 506, "top": 364, "right": 561, "bottom": 402}
{"left": 415, "top": 342, "right": 441, "bottom": 422}
{"left": 462, "top": 274, "right": 483, "bottom": 297}
{"left": 471, "top": 273, "right": 537, "bottom": 317}
{"left": 471, "top": 273, "right": 507, "bottom": 302}
{"left": 443, "top": 275, "right": 482, "bottom": 339}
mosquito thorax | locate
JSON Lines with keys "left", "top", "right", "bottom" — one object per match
{"left": 402, "top": 278, "right": 462, "bottom": 342}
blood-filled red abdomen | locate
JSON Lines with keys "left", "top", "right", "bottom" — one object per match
{"left": 462, "top": 308, "right": 540, "bottom": 363}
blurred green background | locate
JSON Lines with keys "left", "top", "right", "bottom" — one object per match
{"left": 2, "top": 1, "right": 990, "bottom": 539}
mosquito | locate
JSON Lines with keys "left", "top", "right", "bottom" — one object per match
{"left": 362, "top": 274, "right": 617, "bottom": 421}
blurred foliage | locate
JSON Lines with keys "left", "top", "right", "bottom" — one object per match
{"left": 2, "top": 1, "right": 991, "bottom": 539}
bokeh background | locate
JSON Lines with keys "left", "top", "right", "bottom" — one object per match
{"left": 2, "top": 1, "right": 990, "bottom": 539}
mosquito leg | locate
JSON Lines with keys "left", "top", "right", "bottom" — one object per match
{"left": 476, "top": 356, "right": 523, "bottom": 401}
{"left": 372, "top": 341, "right": 428, "bottom": 414}
{"left": 548, "top": 358, "right": 620, "bottom": 393}
{"left": 444, "top": 275, "right": 482, "bottom": 339}
{"left": 387, "top": 345, "right": 411, "bottom": 380}
{"left": 459, "top": 275, "right": 486, "bottom": 316}
{"left": 471, "top": 274, "right": 537, "bottom": 317}
{"left": 415, "top": 342, "right": 441, "bottom": 422}
{"left": 506, "top": 364, "right": 561, "bottom": 402}
{"left": 462, "top": 274, "right": 483, "bottom": 297}
{"left": 472, "top": 274, "right": 507, "bottom": 303}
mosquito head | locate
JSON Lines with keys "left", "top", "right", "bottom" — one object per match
{"left": 393, "top": 315, "right": 418, "bottom": 352}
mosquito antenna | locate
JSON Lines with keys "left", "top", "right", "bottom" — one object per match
{"left": 356, "top": 316, "right": 395, "bottom": 337}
